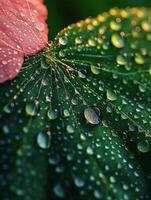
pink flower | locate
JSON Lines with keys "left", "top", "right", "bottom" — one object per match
{"left": 0, "top": 0, "right": 48, "bottom": 83}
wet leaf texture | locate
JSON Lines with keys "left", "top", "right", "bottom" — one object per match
{"left": 0, "top": 7, "right": 151, "bottom": 200}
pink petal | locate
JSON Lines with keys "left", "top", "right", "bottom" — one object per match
{"left": 0, "top": 0, "right": 48, "bottom": 83}
{"left": 0, "top": 45, "right": 24, "bottom": 83}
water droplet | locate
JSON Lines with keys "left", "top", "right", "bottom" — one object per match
{"left": 47, "top": 110, "right": 58, "bottom": 120}
{"left": 84, "top": 107, "right": 101, "bottom": 125}
{"left": 59, "top": 36, "right": 68, "bottom": 46}
{"left": 53, "top": 183, "right": 65, "bottom": 198}
{"left": 106, "top": 90, "right": 117, "bottom": 101}
{"left": 116, "top": 55, "right": 127, "bottom": 65}
{"left": 3, "top": 105, "right": 12, "bottom": 114}
{"left": 37, "top": 132, "right": 51, "bottom": 149}
{"left": 141, "top": 21, "right": 151, "bottom": 32}
{"left": 109, "top": 176, "right": 116, "bottom": 183}
{"left": 88, "top": 38, "right": 96, "bottom": 47}
{"left": 66, "top": 125, "right": 75, "bottom": 133}
{"left": 137, "top": 141, "right": 150, "bottom": 153}
{"left": 110, "top": 21, "right": 121, "bottom": 31}
{"left": 94, "top": 190, "right": 102, "bottom": 199}
{"left": 111, "top": 33, "right": 124, "bottom": 48}
{"left": 25, "top": 103, "right": 38, "bottom": 116}
{"left": 78, "top": 71, "right": 86, "bottom": 78}
{"left": 86, "top": 146, "right": 94, "bottom": 155}
{"left": 75, "top": 36, "right": 83, "bottom": 45}
{"left": 138, "top": 85, "right": 146, "bottom": 93}
{"left": 135, "top": 54, "right": 145, "bottom": 65}
{"left": 48, "top": 154, "right": 60, "bottom": 165}
{"left": 91, "top": 65, "right": 100, "bottom": 75}
{"left": 36, "top": 22, "right": 45, "bottom": 31}
{"left": 74, "top": 177, "right": 85, "bottom": 188}
{"left": 63, "top": 109, "right": 70, "bottom": 117}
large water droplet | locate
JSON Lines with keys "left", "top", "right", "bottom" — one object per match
{"left": 141, "top": 21, "right": 151, "bottom": 32}
{"left": 106, "top": 90, "right": 117, "bottom": 101}
{"left": 134, "top": 54, "right": 145, "bottom": 65}
{"left": 110, "top": 21, "right": 121, "bottom": 31}
{"left": 66, "top": 125, "right": 75, "bottom": 134}
{"left": 47, "top": 110, "right": 58, "bottom": 120}
{"left": 37, "top": 132, "right": 51, "bottom": 149}
{"left": 86, "top": 146, "right": 94, "bottom": 155}
{"left": 111, "top": 33, "right": 125, "bottom": 48}
{"left": 53, "top": 183, "right": 65, "bottom": 198}
{"left": 59, "top": 36, "right": 68, "bottom": 46}
{"left": 74, "top": 177, "right": 85, "bottom": 188}
{"left": 63, "top": 109, "right": 70, "bottom": 117}
{"left": 116, "top": 55, "right": 127, "bottom": 65}
{"left": 84, "top": 107, "right": 101, "bottom": 125}
{"left": 25, "top": 103, "right": 38, "bottom": 116}
{"left": 137, "top": 141, "right": 150, "bottom": 153}
{"left": 91, "top": 65, "right": 100, "bottom": 75}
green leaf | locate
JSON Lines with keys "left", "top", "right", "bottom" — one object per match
{"left": 0, "top": 7, "right": 151, "bottom": 200}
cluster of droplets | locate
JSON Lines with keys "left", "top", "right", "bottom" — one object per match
{"left": 0, "top": 7, "right": 151, "bottom": 200}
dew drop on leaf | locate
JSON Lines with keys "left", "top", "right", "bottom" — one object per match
{"left": 135, "top": 54, "right": 145, "bottom": 65}
{"left": 141, "top": 21, "right": 151, "bottom": 32}
{"left": 48, "top": 154, "right": 60, "bottom": 165}
{"left": 63, "top": 109, "right": 70, "bottom": 117}
{"left": 74, "top": 177, "right": 85, "bottom": 188}
{"left": 111, "top": 33, "right": 125, "bottom": 48}
{"left": 84, "top": 107, "right": 101, "bottom": 125}
{"left": 25, "top": 103, "right": 38, "bottom": 116}
{"left": 66, "top": 125, "right": 76, "bottom": 134}
{"left": 53, "top": 183, "right": 65, "bottom": 198}
{"left": 110, "top": 21, "right": 121, "bottom": 31}
{"left": 86, "top": 146, "right": 94, "bottom": 155}
{"left": 116, "top": 55, "right": 127, "bottom": 65}
{"left": 37, "top": 132, "right": 51, "bottom": 149}
{"left": 47, "top": 110, "right": 58, "bottom": 120}
{"left": 106, "top": 90, "right": 117, "bottom": 101}
{"left": 137, "top": 141, "right": 150, "bottom": 153}
{"left": 75, "top": 36, "right": 83, "bottom": 45}
{"left": 91, "top": 65, "right": 100, "bottom": 75}
{"left": 59, "top": 36, "right": 68, "bottom": 46}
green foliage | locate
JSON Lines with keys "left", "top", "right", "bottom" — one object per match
{"left": 0, "top": 7, "right": 151, "bottom": 200}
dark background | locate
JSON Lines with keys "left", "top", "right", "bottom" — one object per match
{"left": 44, "top": 0, "right": 151, "bottom": 39}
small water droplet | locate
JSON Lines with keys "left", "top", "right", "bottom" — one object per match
{"left": 75, "top": 36, "right": 83, "bottom": 45}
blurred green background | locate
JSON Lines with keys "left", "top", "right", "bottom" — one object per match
{"left": 45, "top": 0, "right": 151, "bottom": 39}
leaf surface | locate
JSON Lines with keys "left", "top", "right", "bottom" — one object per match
{"left": 0, "top": 7, "right": 151, "bottom": 200}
